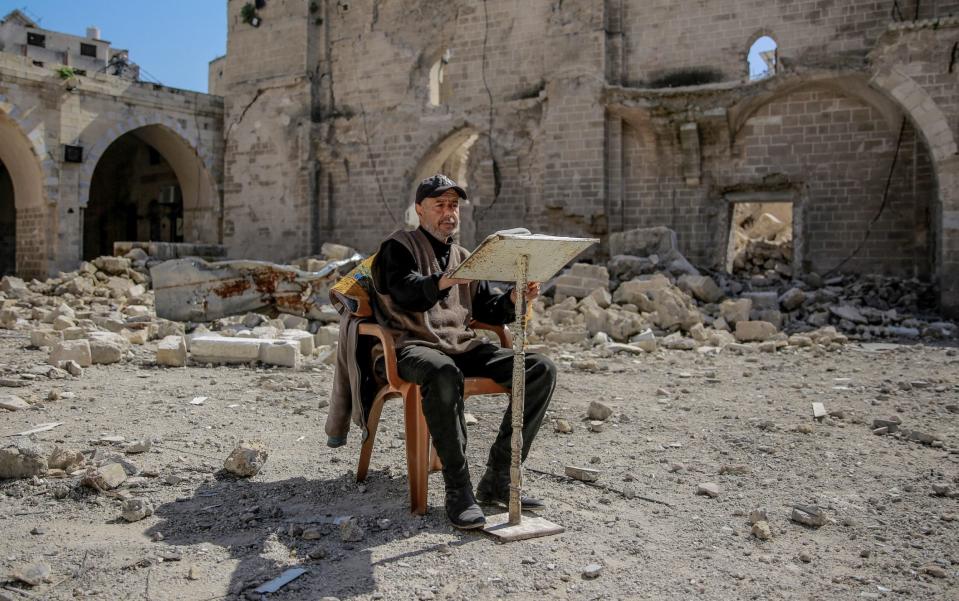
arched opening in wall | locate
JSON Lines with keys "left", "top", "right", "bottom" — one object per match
{"left": 748, "top": 36, "right": 777, "bottom": 81}
{"left": 406, "top": 127, "right": 480, "bottom": 245}
{"left": 0, "top": 162, "right": 15, "bottom": 275}
{"left": 731, "top": 83, "right": 937, "bottom": 282}
{"left": 0, "top": 109, "right": 46, "bottom": 278}
{"left": 429, "top": 49, "right": 451, "bottom": 106}
{"left": 83, "top": 124, "right": 219, "bottom": 260}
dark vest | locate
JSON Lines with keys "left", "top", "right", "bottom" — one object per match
{"left": 371, "top": 229, "right": 482, "bottom": 356}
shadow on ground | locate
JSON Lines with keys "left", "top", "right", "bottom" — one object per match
{"left": 144, "top": 469, "right": 476, "bottom": 600}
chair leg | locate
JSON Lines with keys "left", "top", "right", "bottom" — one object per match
{"left": 405, "top": 385, "right": 430, "bottom": 515}
{"left": 356, "top": 391, "right": 389, "bottom": 483}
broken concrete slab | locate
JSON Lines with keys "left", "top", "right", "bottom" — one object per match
{"left": 151, "top": 256, "right": 360, "bottom": 322}
{"left": 48, "top": 340, "right": 92, "bottom": 368}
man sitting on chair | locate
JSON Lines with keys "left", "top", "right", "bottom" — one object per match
{"left": 370, "top": 174, "right": 557, "bottom": 530}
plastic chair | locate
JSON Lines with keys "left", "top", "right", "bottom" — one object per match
{"left": 355, "top": 320, "right": 512, "bottom": 515}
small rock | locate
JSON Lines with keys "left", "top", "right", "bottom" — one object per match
{"left": 340, "top": 518, "right": 365, "bottom": 542}
{"left": 81, "top": 463, "right": 127, "bottom": 490}
{"left": 464, "top": 413, "right": 478, "bottom": 426}
{"left": 0, "top": 394, "right": 30, "bottom": 411}
{"left": 696, "top": 482, "right": 721, "bottom": 498}
{"left": 12, "top": 561, "right": 51, "bottom": 587}
{"left": 553, "top": 419, "right": 573, "bottom": 434}
{"left": 565, "top": 466, "right": 600, "bottom": 482}
{"left": 798, "top": 551, "right": 812, "bottom": 563}
{"left": 588, "top": 420, "right": 605, "bottom": 433}
{"left": 586, "top": 400, "right": 613, "bottom": 421}
{"left": 920, "top": 564, "right": 946, "bottom": 578}
{"left": 748, "top": 507, "right": 768, "bottom": 525}
{"left": 790, "top": 504, "right": 826, "bottom": 528}
{"left": 932, "top": 483, "right": 952, "bottom": 497}
{"left": 121, "top": 498, "right": 155, "bottom": 522}
{"left": 124, "top": 439, "right": 152, "bottom": 454}
{"left": 719, "top": 464, "right": 749, "bottom": 476}
{"left": 582, "top": 563, "right": 603, "bottom": 579}
{"left": 0, "top": 443, "right": 48, "bottom": 479}
{"left": 751, "top": 520, "right": 772, "bottom": 541}
{"left": 223, "top": 440, "right": 268, "bottom": 477}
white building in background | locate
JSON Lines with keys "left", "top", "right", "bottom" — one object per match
{"left": 0, "top": 9, "right": 139, "bottom": 79}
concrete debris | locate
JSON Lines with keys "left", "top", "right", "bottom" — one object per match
{"left": 11, "top": 560, "right": 51, "bottom": 587}
{"left": 0, "top": 442, "right": 48, "bottom": 479}
{"left": 565, "top": 466, "right": 600, "bottom": 482}
{"left": 224, "top": 440, "right": 268, "bottom": 477}
{"left": 751, "top": 520, "right": 773, "bottom": 541}
{"left": 47, "top": 446, "right": 85, "bottom": 471}
{"left": 581, "top": 563, "right": 604, "bottom": 579}
{"left": 0, "top": 394, "right": 30, "bottom": 411}
{"left": 696, "top": 482, "right": 721, "bottom": 498}
{"left": 81, "top": 462, "right": 128, "bottom": 490}
{"left": 151, "top": 255, "right": 360, "bottom": 322}
{"left": 790, "top": 504, "right": 827, "bottom": 528}
{"left": 340, "top": 518, "right": 366, "bottom": 542}
{"left": 121, "top": 497, "right": 155, "bottom": 522}
{"left": 586, "top": 400, "right": 613, "bottom": 421}
{"left": 554, "top": 419, "right": 573, "bottom": 433}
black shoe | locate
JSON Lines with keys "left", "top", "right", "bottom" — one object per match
{"left": 445, "top": 485, "right": 486, "bottom": 530}
{"left": 475, "top": 468, "right": 546, "bottom": 510}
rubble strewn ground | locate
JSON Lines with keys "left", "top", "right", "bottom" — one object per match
{"left": 0, "top": 233, "right": 957, "bottom": 599}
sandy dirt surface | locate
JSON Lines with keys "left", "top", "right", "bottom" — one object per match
{"left": 1, "top": 328, "right": 957, "bottom": 601}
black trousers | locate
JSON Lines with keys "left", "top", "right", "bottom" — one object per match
{"left": 395, "top": 342, "right": 557, "bottom": 490}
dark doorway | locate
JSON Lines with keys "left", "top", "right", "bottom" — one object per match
{"left": 85, "top": 133, "right": 183, "bottom": 260}
{"left": 0, "top": 161, "right": 15, "bottom": 275}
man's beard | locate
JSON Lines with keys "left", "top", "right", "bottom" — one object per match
{"left": 421, "top": 220, "right": 458, "bottom": 242}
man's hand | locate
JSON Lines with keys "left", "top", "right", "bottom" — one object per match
{"left": 510, "top": 282, "right": 541, "bottom": 304}
{"left": 438, "top": 275, "right": 470, "bottom": 291}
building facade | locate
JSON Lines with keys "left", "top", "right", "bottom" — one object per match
{"left": 0, "top": 10, "right": 223, "bottom": 278}
{"left": 1, "top": 3, "right": 958, "bottom": 316}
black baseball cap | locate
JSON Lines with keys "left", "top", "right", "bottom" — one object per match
{"left": 415, "top": 174, "right": 467, "bottom": 204}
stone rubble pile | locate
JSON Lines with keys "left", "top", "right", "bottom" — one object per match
{"left": 729, "top": 210, "right": 794, "bottom": 278}
{"left": 535, "top": 227, "right": 955, "bottom": 356}
{"left": 0, "top": 246, "right": 351, "bottom": 375}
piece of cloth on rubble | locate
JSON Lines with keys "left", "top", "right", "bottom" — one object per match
{"left": 325, "top": 258, "right": 381, "bottom": 448}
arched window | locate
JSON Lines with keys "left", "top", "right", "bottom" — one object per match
{"left": 429, "top": 49, "right": 451, "bottom": 106}
{"left": 748, "top": 36, "right": 778, "bottom": 81}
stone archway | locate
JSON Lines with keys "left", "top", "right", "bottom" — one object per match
{"left": 0, "top": 105, "right": 48, "bottom": 278}
{"left": 80, "top": 120, "right": 220, "bottom": 259}
{"left": 868, "top": 67, "right": 959, "bottom": 317}
{"left": 406, "top": 126, "right": 481, "bottom": 245}
{"left": 727, "top": 72, "right": 958, "bottom": 311}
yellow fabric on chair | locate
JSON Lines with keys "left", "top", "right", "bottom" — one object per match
{"left": 329, "top": 255, "right": 376, "bottom": 317}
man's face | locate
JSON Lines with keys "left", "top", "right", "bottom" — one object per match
{"left": 415, "top": 189, "right": 460, "bottom": 240}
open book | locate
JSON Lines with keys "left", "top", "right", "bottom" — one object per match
{"left": 449, "top": 228, "right": 598, "bottom": 282}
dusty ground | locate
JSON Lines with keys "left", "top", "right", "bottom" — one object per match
{"left": 1, "top": 328, "right": 957, "bottom": 601}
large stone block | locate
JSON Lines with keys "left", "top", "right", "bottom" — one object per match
{"left": 190, "top": 335, "right": 262, "bottom": 364}
{"left": 314, "top": 325, "right": 340, "bottom": 347}
{"left": 87, "top": 332, "right": 127, "bottom": 365}
{"left": 156, "top": 335, "right": 187, "bottom": 367}
{"left": 677, "top": 275, "right": 723, "bottom": 304}
{"left": 259, "top": 340, "right": 301, "bottom": 368}
{"left": 280, "top": 330, "right": 315, "bottom": 355}
{"left": 735, "top": 320, "right": 778, "bottom": 342}
{"left": 49, "top": 340, "right": 92, "bottom": 367}
{"left": 720, "top": 298, "right": 752, "bottom": 324}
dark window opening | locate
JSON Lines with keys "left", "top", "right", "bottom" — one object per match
{"left": 73, "top": 68, "right": 87, "bottom": 76}
{"left": 31, "top": 60, "right": 44, "bottom": 67}
{"left": 64, "top": 145, "right": 84, "bottom": 164}
{"left": 26, "top": 32, "right": 45, "bottom": 48}
{"left": 80, "top": 43, "right": 97, "bottom": 58}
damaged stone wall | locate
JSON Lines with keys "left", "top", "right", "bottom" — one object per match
{"left": 0, "top": 52, "right": 223, "bottom": 278}
{"left": 215, "top": 0, "right": 959, "bottom": 313}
